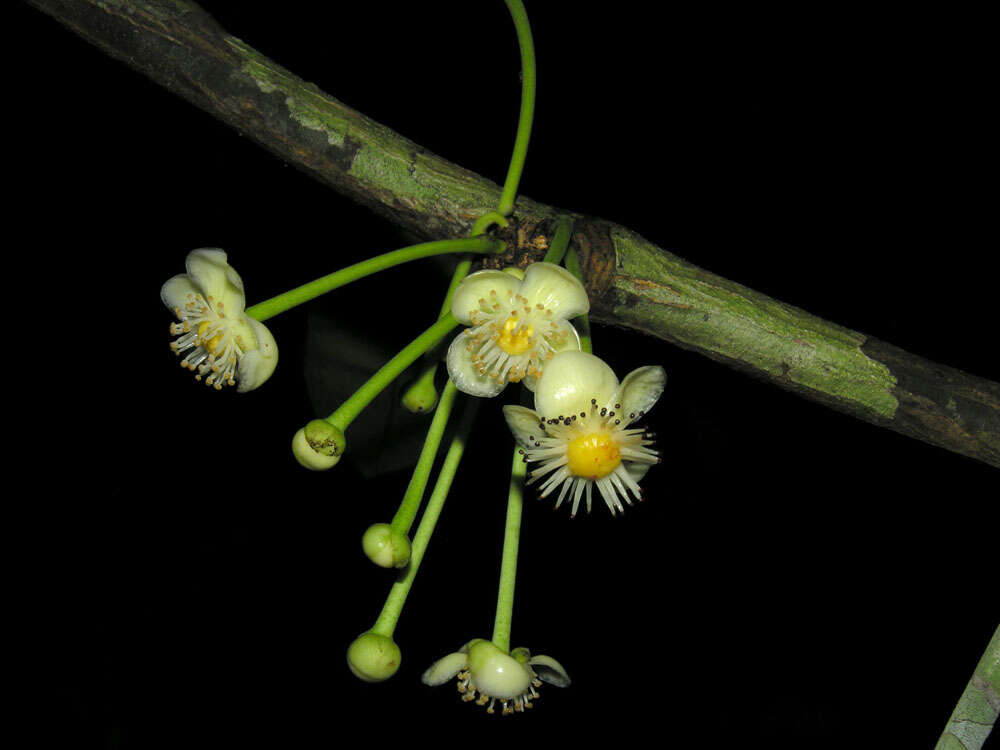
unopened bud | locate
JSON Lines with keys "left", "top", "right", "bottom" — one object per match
{"left": 362, "top": 523, "right": 411, "bottom": 568}
{"left": 401, "top": 368, "right": 439, "bottom": 414}
{"left": 347, "top": 632, "right": 401, "bottom": 682}
{"left": 292, "top": 419, "right": 345, "bottom": 471}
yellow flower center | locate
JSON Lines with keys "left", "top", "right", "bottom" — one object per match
{"left": 496, "top": 315, "right": 534, "bottom": 356}
{"left": 566, "top": 431, "right": 621, "bottom": 479}
{"left": 197, "top": 320, "right": 224, "bottom": 354}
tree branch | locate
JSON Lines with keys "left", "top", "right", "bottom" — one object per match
{"left": 27, "top": 0, "right": 1000, "bottom": 468}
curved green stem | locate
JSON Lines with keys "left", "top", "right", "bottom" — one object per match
{"left": 491, "top": 446, "right": 526, "bottom": 653}
{"left": 371, "top": 396, "right": 480, "bottom": 638}
{"left": 390, "top": 379, "right": 459, "bottom": 535}
{"left": 327, "top": 313, "right": 459, "bottom": 431}
{"left": 543, "top": 215, "right": 573, "bottom": 265}
{"left": 497, "top": 0, "right": 536, "bottom": 217}
{"left": 564, "top": 247, "right": 592, "bottom": 353}
{"left": 471, "top": 211, "right": 509, "bottom": 238}
{"left": 245, "top": 237, "right": 503, "bottom": 321}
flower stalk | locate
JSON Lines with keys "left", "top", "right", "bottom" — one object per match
{"left": 390, "top": 379, "right": 460, "bottom": 536}
{"left": 497, "top": 0, "right": 536, "bottom": 217}
{"left": 564, "top": 247, "right": 592, "bottom": 354}
{"left": 246, "top": 236, "right": 503, "bottom": 322}
{"left": 491, "top": 446, "right": 526, "bottom": 653}
{"left": 369, "top": 396, "right": 480, "bottom": 639}
{"left": 326, "top": 313, "right": 460, "bottom": 433}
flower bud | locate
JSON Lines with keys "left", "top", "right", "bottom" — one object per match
{"left": 401, "top": 371, "right": 439, "bottom": 414}
{"left": 502, "top": 266, "right": 525, "bottom": 280}
{"left": 347, "top": 632, "right": 401, "bottom": 682}
{"left": 362, "top": 523, "right": 411, "bottom": 568}
{"left": 292, "top": 419, "right": 345, "bottom": 471}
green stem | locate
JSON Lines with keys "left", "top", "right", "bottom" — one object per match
{"left": 564, "top": 247, "right": 593, "bottom": 353}
{"left": 497, "top": 0, "right": 536, "bottom": 217}
{"left": 491, "top": 446, "right": 526, "bottom": 653}
{"left": 371, "top": 396, "right": 480, "bottom": 637}
{"left": 935, "top": 624, "right": 1000, "bottom": 750}
{"left": 390, "top": 379, "right": 459, "bottom": 535}
{"left": 245, "top": 237, "right": 502, "bottom": 322}
{"left": 543, "top": 215, "right": 573, "bottom": 265}
{"left": 327, "top": 313, "right": 459, "bottom": 431}
{"left": 470, "top": 211, "right": 509, "bottom": 238}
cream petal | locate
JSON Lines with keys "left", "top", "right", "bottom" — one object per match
{"left": 529, "top": 654, "right": 571, "bottom": 687}
{"left": 547, "top": 318, "right": 581, "bottom": 353}
{"left": 185, "top": 248, "right": 246, "bottom": 314}
{"left": 613, "top": 365, "right": 667, "bottom": 419}
{"left": 446, "top": 335, "right": 507, "bottom": 398}
{"left": 626, "top": 462, "right": 651, "bottom": 483}
{"left": 518, "top": 262, "right": 590, "bottom": 319}
{"left": 160, "top": 273, "right": 199, "bottom": 312}
{"left": 421, "top": 652, "right": 469, "bottom": 686}
{"left": 236, "top": 316, "right": 278, "bottom": 392}
{"left": 534, "top": 351, "right": 619, "bottom": 419}
{"left": 522, "top": 320, "right": 579, "bottom": 392}
{"left": 503, "top": 405, "right": 544, "bottom": 449}
{"left": 450, "top": 270, "right": 522, "bottom": 325}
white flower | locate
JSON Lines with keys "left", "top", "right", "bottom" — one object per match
{"left": 422, "top": 639, "right": 570, "bottom": 715}
{"left": 504, "top": 350, "right": 665, "bottom": 517}
{"left": 161, "top": 248, "right": 278, "bottom": 392}
{"left": 446, "top": 262, "right": 589, "bottom": 398}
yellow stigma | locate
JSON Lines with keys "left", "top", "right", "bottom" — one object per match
{"left": 197, "top": 320, "right": 224, "bottom": 354}
{"left": 497, "top": 315, "right": 534, "bottom": 356}
{"left": 566, "top": 432, "right": 621, "bottom": 479}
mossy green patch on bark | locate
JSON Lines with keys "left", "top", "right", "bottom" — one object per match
{"left": 609, "top": 226, "right": 900, "bottom": 420}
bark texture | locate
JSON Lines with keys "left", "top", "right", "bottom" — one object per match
{"left": 27, "top": 0, "right": 1000, "bottom": 467}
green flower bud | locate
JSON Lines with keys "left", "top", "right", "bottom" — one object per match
{"left": 362, "top": 523, "right": 411, "bottom": 568}
{"left": 502, "top": 266, "right": 525, "bottom": 280}
{"left": 346, "top": 632, "right": 401, "bottom": 683}
{"left": 291, "top": 419, "right": 345, "bottom": 471}
{"left": 401, "top": 370, "right": 439, "bottom": 414}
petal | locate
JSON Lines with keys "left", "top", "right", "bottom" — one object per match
{"left": 185, "top": 248, "right": 246, "bottom": 314}
{"left": 529, "top": 654, "right": 572, "bottom": 687}
{"left": 534, "top": 351, "right": 619, "bottom": 419}
{"left": 613, "top": 365, "right": 667, "bottom": 418}
{"left": 547, "top": 318, "right": 581, "bottom": 354}
{"left": 518, "top": 262, "right": 590, "bottom": 319}
{"left": 626, "top": 462, "right": 651, "bottom": 483}
{"left": 450, "top": 270, "right": 522, "bottom": 325}
{"left": 421, "top": 652, "right": 469, "bottom": 686}
{"left": 236, "top": 316, "right": 278, "bottom": 392}
{"left": 503, "top": 405, "right": 543, "bottom": 449}
{"left": 160, "top": 273, "right": 199, "bottom": 312}
{"left": 523, "top": 320, "right": 579, "bottom": 392}
{"left": 446, "top": 335, "right": 507, "bottom": 398}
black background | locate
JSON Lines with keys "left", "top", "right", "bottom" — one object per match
{"left": 18, "top": 2, "right": 997, "bottom": 748}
